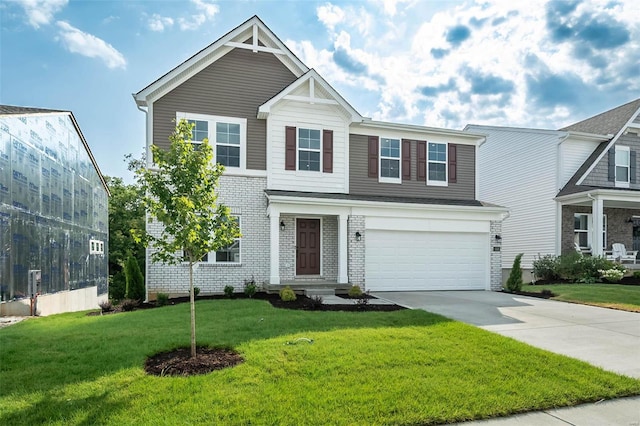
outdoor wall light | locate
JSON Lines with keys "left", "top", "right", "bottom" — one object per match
{"left": 280, "top": 221, "right": 285, "bottom": 231}
{"left": 495, "top": 235, "right": 502, "bottom": 241}
{"left": 355, "top": 231, "right": 362, "bottom": 241}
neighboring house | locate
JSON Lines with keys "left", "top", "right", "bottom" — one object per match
{"left": 0, "top": 106, "right": 109, "bottom": 316}
{"left": 469, "top": 98, "right": 640, "bottom": 279}
{"left": 133, "top": 16, "right": 507, "bottom": 298}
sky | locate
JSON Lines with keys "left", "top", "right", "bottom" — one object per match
{"left": 1, "top": 0, "right": 639, "bottom": 182}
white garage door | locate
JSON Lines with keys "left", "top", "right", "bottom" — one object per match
{"left": 365, "top": 230, "right": 488, "bottom": 291}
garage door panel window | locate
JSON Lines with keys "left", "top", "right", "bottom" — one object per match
{"left": 380, "top": 138, "right": 401, "bottom": 183}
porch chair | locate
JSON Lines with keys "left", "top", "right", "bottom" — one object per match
{"left": 608, "top": 243, "right": 638, "bottom": 264}
{"left": 574, "top": 242, "right": 591, "bottom": 256}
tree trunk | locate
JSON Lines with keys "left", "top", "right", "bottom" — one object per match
{"left": 190, "top": 262, "right": 196, "bottom": 358}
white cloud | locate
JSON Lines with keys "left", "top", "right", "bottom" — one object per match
{"left": 148, "top": 14, "right": 174, "bottom": 32}
{"left": 15, "top": 0, "right": 68, "bottom": 28}
{"left": 317, "top": 3, "right": 345, "bottom": 31}
{"left": 178, "top": 0, "right": 219, "bottom": 31}
{"left": 56, "top": 21, "right": 126, "bottom": 70}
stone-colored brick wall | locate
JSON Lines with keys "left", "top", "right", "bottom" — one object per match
{"left": 347, "top": 215, "right": 365, "bottom": 288}
{"left": 322, "top": 216, "right": 338, "bottom": 281}
{"left": 562, "top": 205, "right": 639, "bottom": 253}
{"left": 279, "top": 215, "right": 296, "bottom": 281}
{"left": 490, "top": 220, "right": 503, "bottom": 291}
{"left": 146, "top": 176, "right": 270, "bottom": 298}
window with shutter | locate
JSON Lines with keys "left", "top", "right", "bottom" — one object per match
{"left": 323, "top": 130, "right": 333, "bottom": 173}
{"left": 368, "top": 136, "right": 378, "bottom": 178}
{"left": 285, "top": 126, "right": 296, "bottom": 170}
{"left": 402, "top": 140, "right": 411, "bottom": 180}
{"left": 417, "top": 141, "right": 426, "bottom": 181}
{"left": 448, "top": 144, "right": 457, "bottom": 184}
{"left": 427, "top": 142, "right": 447, "bottom": 186}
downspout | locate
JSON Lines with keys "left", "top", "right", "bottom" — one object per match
{"left": 135, "top": 100, "right": 150, "bottom": 303}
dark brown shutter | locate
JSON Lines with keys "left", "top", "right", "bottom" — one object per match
{"left": 417, "top": 141, "right": 426, "bottom": 181}
{"left": 368, "top": 136, "right": 379, "bottom": 178}
{"left": 323, "top": 130, "right": 333, "bottom": 173}
{"left": 448, "top": 143, "right": 457, "bottom": 183}
{"left": 402, "top": 139, "right": 411, "bottom": 180}
{"left": 285, "top": 126, "right": 296, "bottom": 170}
{"left": 608, "top": 148, "right": 615, "bottom": 182}
{"left": 631, "top": 150, "right": 637, "bottom": 184}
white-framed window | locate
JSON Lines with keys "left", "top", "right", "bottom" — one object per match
{"left": 89, "top": 239, "right": 104, "bottom": 254}
{"left": 574, "top": 213, "right": 607, "bottom": 250}
{"left": 297, "top": 128, "right": 321, "bottom": 172}
{"left": 379, "top": 137, "right": 401, "bottom": 183}
{"left": 185, "top": 215, "right": 241, "bottom": 264}
{"left": 427, "top": 142, "right": 447, "bottom": 186}
{"left": 615, "top": 145, "right": 630, "bottom": 187}
{"left": 177, "top": 112, "right": 246, "bottom": 170}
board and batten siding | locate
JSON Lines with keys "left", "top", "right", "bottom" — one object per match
{"left": 558, "top": 138, "right": 601, "bottom": 188}
{"left": 268, "top": 99, "right": 349, "bottom": 192}
{"left": 471, "top": 126, "right": 561, "bottom": 269}
{"left": 152, "top": 48, "right": 297, "bottom": 170}
{"left": 582, "top": 132, "right": 640, "bottom": 189}
{"left": 348, "top": 134, "right": 475, "bottom": 200}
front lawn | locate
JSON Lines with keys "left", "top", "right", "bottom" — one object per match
{"left": 1, "top": 299, "right": 639, "bottom": 425}
{"left": 524, "top": 283, "right": 640, "bottom": 312}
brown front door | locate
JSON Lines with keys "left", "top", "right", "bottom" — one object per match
{"left": 296, "top": 218, "right": 320, "bottom": 275}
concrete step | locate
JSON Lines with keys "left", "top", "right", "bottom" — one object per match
{"left": 304, "top": 288, "right": 336, "bottom": 297}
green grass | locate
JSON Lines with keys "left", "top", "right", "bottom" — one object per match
{"left": 524, "top": 283, "right": 640, "bottom": 312}
{"left": 1, "top": 299, "right": 639, "bottom": 425}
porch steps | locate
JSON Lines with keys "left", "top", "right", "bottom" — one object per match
{"left": 304, "top": 288, "right": 337, "bottom": 297}
{"left": 265, "top": 282, "right": 351, "bottom": 295}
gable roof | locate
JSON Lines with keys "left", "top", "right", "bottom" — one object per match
{"left": 559, "top": 98, "right": 640, "bottom": 135}
{"left": 258, "top": 69, "right": 362, "bottom": 122}
{"left": 134, "top": 15, "right": 309, "bottom": 107}
{"left": 0, "top": 105, "right": 110, "bottom": 196}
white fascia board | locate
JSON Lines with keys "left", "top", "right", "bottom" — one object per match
{"left": 576, "top": 106, "right": 640, "bottom": 185}
{"left": 356, "top": 121, "right": 484, "bottom": 145}
{"left": 0, "top": 111, "right": 70, "bottom": 118}
{"left": 258, "top": 69, "right": 362, "bottom": 122}
{"left": 562, "top": 131, "right": 611, "bottom": 144}
{"left": 266, "top": 194, "right": 508, "bottom": 220}
{"left": 556, "top": 188, "right": 640, "bottom": 204}
{"left": 134, "top": 17, "right": 308, "bottom": 107}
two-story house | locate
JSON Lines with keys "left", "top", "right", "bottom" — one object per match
{"left": 469, "top": 98, "right": 640, "bottom": 280}
{"left": 134, "top": 16, "right": 507, "bottom": 299}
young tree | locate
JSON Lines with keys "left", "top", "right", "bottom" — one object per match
{"left": 506, "top": 253, "right": 524, "bottom": 293}
{"left": 132, "top": 119, "right": 240, "bottom": 358}
{"left": 124, "top": 255, "right": 145, "bottom": 301}
{"left": 105, "top": 176, "right": 145, "bottom": 301}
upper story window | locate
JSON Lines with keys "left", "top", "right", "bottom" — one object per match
{"left": 615, "top": 146, "right": 630, "bottom": 187}
{"left": 90, "top": 239, "right": 104, "bottom": 254}
{"left": 178, "top": 112, "right": 246, "bottom": 170}
{"left": 379, "top": 138, "right": 401, "bottom": 183}
{"left": 427, "top": 142, "right": 447, "bottom": 186}
{"left": 298, "top": 128, "right": 321, "bottom": 171}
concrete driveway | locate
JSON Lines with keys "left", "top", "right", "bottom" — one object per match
{"left": 374, "top": 291, "right": 640, "bottom": 378}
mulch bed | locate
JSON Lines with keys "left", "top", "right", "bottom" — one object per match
{"left": 144, "top": 346, "right": 244, "bottom": 377}
{"left": 504, "top": 290, "right": 556, "bottom": 299}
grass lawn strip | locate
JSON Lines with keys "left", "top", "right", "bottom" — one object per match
{"left": 1, "top": 299, "right": 639, "bottom": 425}
{"left": 524, "top": 283, "right": 640, "bottom": 312}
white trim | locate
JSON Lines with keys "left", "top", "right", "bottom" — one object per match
{"left": 223, "top": 42, "right": 287, "bottom": 55}
{"left": 176, "top": 112, "right": 247, "bottom": 171}
{"left": 294, "top": 217, "right": 323, "bottom": 277}
{"left": 426, "top": 141, "right": 448, "bottom": 187}
{"left": 283, "top": 95, "right": 339, "bottom": 105}
{"left": 615, "top": 145, "right": 631, "bottom": 188}
{"left": 362, "top": 120, "right": 484, "bottom": 144}
{"left": 296, "top": 126, "right": 322, "bottom": 173}
{"left": 378, "top": 137, "right": 401, "bottom": 184}
{"left": 576, "top": 104, "right": 640, "bottom": 185}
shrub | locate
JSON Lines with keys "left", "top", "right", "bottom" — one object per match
{"left": 532, "top": 254, "right": 560, "bottom": 281}
{"left": 244, "top": 277, "right": 257, "bottom": 298}
{"left": 124, "top": 256, "right": 145, "bottom": 301}
{"left": 557, "top": 251, "right": 583, "bottom": 282}
{"left": 224, "top": 285, "right": 234, "bottom": 298}
{"left": 99, "top": 300, "right": 113, "bottom": 313}
{"left": 156, "top": 293, "right": 169, "bottom": 306}
{"left": 309, "top": 295, "right": 323, "bottom": 310}
{"left": 193, "top": 287, "right": 200, "bottom": 297}
{"left": 599, "top": 268, "right": 625, "bottom": 283}
{"left": 108, "top": 271, "right": 126, "bottom": 302}
{"left": 505, "top": 253, "right": 524, "bottom": 293}
{"left": 119, "top": 298, "right": 138, "bottom": 312}
{"left": 279, "top": 286, "right": 296, "bottom": 302}
{"left": 634, "top": 271, "right": 640, "bottom": 279}
{"left": 348, "top": 285, "right": 363, "bottom": 298}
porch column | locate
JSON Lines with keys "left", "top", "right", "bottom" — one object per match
{"left": 338, "top": 214, "right": 348, "bottom": 284}
{"left": 592, "top": 196, "right": 604, "bottom": 256}
{"left": 269, "top": 208, "right": 281, "bottom": 285}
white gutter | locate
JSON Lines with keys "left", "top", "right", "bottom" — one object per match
{"left": 357, "top": 120, "right": 485, "bottom": 141}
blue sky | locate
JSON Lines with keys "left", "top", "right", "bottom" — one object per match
{"left": 1, "top": 0, "right": 639, "bottom": 182}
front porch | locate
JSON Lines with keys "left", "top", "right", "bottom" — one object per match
{"left": 558, "top": 189, "right": 640, "bottom": 260}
